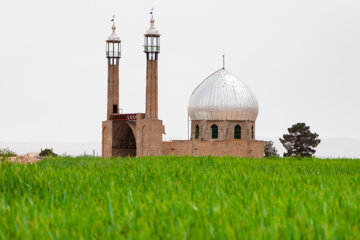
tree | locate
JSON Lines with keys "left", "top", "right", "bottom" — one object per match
{"left": 280, "top": 123, "right": 321, "bottom": 157}
{"left": 39, "top": 148, "right": 58, "bottom": 157}
{"left": 264, "top": 141, "right": 279, "bottom": 157}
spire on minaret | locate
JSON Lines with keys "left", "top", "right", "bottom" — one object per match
{"left": 146, "top": 8, "right": 159, "bottom": 35}
{"left": 150, "top": 8, "right": 154, "bottom": 26}
{"left": 108, "top": 15, "right": 120, "bottom": 41}
{"left": 150, "top": 7, "right": 154, "bottom": 19}
{"left": 223, "top": 54, "right": 225, "bottom": 69}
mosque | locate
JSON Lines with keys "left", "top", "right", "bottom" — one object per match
{"left": 102, "top": 14, "right": 264, "bottom": 158}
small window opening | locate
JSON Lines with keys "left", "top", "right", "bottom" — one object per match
{"left": 251, "top": 125, "right": 254, "bottom": 139}
{"left": 195, "top": 125, "right": 200, "bottom": 139}
{"left": 211, "top": 124, "right": 218, "bottom": 139}
{"left": 234, "top": 125, "right": 241, "bottom": 139}
{"left": 113, "top": 104, "right": 118, "bottom": 114}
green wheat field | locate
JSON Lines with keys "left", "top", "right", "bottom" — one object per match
{"left": 1, "top": 157, "right": 359, "bottom": 239}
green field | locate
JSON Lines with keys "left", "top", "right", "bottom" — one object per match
{"left": 1, "top": 157, "right": 359, "bottom": 239}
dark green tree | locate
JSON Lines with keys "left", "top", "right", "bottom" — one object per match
{"left": 280, "top": 123, "right": 321, "bottom": 157}
{"left": 264, "top": 141, "right": 279, "bottom": 157}
{"left": 39, "top": 148, "right": 58, "bottom": 157}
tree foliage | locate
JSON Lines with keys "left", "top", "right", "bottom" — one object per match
{"left": 39, "top": 148, "right": 58, "bottom": 157}
{"left": 280, "top": 123, "right": 321, "bottom": 157}
{"left": 264, "top": 141, "right": 279, "bottom": 157}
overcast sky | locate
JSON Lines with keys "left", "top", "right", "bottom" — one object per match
{"left": 0, "top": 0, "right": 359, "bottom": 145}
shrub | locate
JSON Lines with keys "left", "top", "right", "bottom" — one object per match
{"left": 39, "top": 148, "right": 58, "bottom": 157}
{"left": 264, "top": 141, "right": 279, "bottom": 157}
{"left": 0, "top": 148, "right": 16, "bottom": 157}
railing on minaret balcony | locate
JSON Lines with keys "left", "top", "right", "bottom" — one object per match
{"left": 106, "top": 40, "right": 121, "bottom": 65}
{"left": 110, "top": 114, "right": 137, "bottom": 121}
{"left": 144, "top": 34, "right": 160, "bottom": 60}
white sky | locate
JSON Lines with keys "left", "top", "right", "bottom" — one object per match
{"left": 0, "top": 0, "right": 359, "bottom": 144}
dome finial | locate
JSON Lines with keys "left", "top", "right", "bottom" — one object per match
{"left": 150, "top": 8, "right": 155, "bottom": 27}
{"left": 222, "top": 48, "right": 226, "bottom": 69}
{"left": 108, "top": 15, "right": 120, "bottom": 41}
{"left": 111, "top": 15, "right": 116, "bottom": 30}
{"left": 145, "top": 8, "right": 159, "bottom": 35}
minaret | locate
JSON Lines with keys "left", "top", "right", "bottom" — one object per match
{"left": 144, "top": 12, "right": 160, "bottom": 119}
{"left": 106, "top": 16, "right": 121, "bottom": 120}
{"left": 135, "top": 11, "right": 164, "bottom": 157}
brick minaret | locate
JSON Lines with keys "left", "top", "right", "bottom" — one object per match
{"left": 106, "top": 18, "right": 121, "bottom": 120}
{"left": 135, "top": 12, "right": 165, "bottom": 157}
{"left": 144, "top": 15, "right": 160, "bottom": 119}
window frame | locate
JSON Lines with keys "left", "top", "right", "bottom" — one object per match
{"left": 195, "top": 125, "right": 200, "bottom": 139}
{"left": 234, "top": 125, "right": 241, "bottom": 139}
{"left": 211, "top": 124, "right": 218, "bottom": 139}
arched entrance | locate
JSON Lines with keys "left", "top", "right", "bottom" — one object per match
{"left": 112, "top": 121, "right": 136, "bottom": 157}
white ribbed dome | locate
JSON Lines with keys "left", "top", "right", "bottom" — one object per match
{"left": 188, "top": 68, "right": 259, "bottom": 121}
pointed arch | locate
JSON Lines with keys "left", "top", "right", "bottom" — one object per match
{"left": 234, "top": 125, "right": 241, "bottom": 139}
{"left": 195, "top": 125, "right": 200, "bottom": 139}
{"left": 112, "top": 121, "right": 137, "bottom": 157}
{"left": 211, "top": 124, "right": 218, "bottom": 139}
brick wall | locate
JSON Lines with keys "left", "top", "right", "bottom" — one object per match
{"left": 136, "top": 118, "right": 164, "bottom": 157}
{"left": 102, "top": 121, "right": 113, "bottom": 158}
{"left": 191, "top": 120, "right": 256, "bottom": 140}
{"left": 163, "top": 139, "right": 264, "bottom": 158}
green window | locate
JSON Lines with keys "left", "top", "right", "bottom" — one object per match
{"left": 211, "top": 125, "right": 218, "bottom": 139}
{"left": 251, "top": 125, "right": 254, "bottom": 139}
{"left": 195, "top": 125, "right": 199, "bottom": 139}
{"left": 234, "top": 125, "right": 241, "bottom": 139}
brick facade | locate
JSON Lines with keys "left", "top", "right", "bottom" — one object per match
{"left": 145, "top": 60, "right": 158, "bottom": 119}
{"left": 107, "top": 64, "right": 119, "bottom": 120}
{"left": 103, "top": 118, "right": 264, "bottom": 158}
{"left": 102, "top": 120, "right": 137, "bottom": 158}
{"left": 163, "top": 139, "right": 264, "bottom": 158}
{"left": 191, "top": 120, "right": 256, "bottom": 140}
